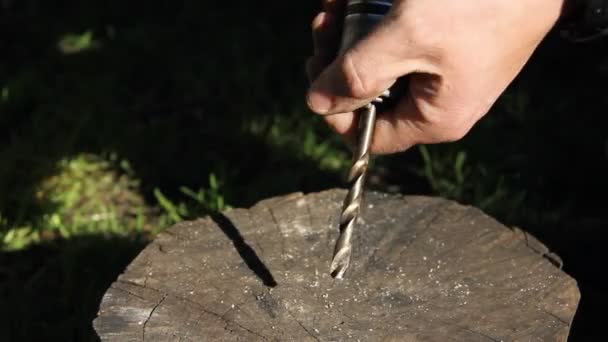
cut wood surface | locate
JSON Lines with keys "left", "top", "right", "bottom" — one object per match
{"left": 94, "top": 189, "right": 580, "bottom": 341}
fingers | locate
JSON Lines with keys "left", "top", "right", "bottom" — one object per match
{"left": 323, "top": 72, "right": 468, "bottom": 155}
{"left": 307, "top": 0, "right": 559, "bottom": 155}
{"left": 369, "top": 72, "right": 480, "bottom": 154}
{"left": 323, "top": 112, "right": 357, "bottom": 149}
{"left": 307, "top": 13, "right": 431, "bottom": 115}
{"left": 323, "top": 95, "right": 425, "bottom": 155}
{"left": 307, "top": 1, "right": 471, "bottom": 155}
{"left": 321, "top": 93, "right": 427, "bottom": 155}
{"left": 322, "top": 0, "right": 347, "bottom": 17}
{"left": 311, "top": 11, "right": 338, "bottom": 59}
{"left": 307, "top": 11, "right": 340, "bottom": 83}
{"left": 308, "top": 0, "right": 347, "bottom": 81}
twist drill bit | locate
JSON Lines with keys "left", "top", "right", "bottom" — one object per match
{"left": 328, "top": 0, "right": 396, "bottom": 279}
{"left": 330, "top": 96, "right": 386, "bottom": 279}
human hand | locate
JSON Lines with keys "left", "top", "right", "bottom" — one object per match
{"left": 306, "top": 0, "right": 566, "bottom": 154}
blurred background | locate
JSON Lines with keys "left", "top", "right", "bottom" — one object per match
{"left": 0, "top": 1, "right": 606, "bottom": 341}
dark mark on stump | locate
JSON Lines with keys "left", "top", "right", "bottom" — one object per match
{"left": 210, "top": 213, "right": 278, "bottom": 287}
{"left": 255, "top": 290, "right": 278, "bottom": 318}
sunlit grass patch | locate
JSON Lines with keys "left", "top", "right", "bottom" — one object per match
{"left": 154, "top": 173, "right": 231, "bottom": 226}
{"left": 0, "top": 152, "right": 244, "bottom": 251}
{"left": 1, "top": 154, "right": 152, "bottom": 250}
{"left": 244, "top": 110, "right": 351, "bottom": 174}
{"left": 1, "top": 87, "right": 8, "bottom": 103}
{"left": 57, "top": 30, "right": 99, "bottom": 54}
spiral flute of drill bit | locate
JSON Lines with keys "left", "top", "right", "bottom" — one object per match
{"left": 330, "top": 91, "right": 388, "bottom": 279}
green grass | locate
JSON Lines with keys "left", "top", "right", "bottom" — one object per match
{"left": 1, "top": 0, "right": 607, "bottom": 341}
{"left": 2, "top": 154, "right": 145, "bottom": 250}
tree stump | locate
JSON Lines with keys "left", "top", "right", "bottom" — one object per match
{"left": 94, "top": 189, "right": 580, "bottom": 341}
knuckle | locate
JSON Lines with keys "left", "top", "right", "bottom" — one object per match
{"left": 339, "top": 53, "right": 372, "bottom": 100}
{"left": 312, "top": 12, "right": 324, "bottom": 30}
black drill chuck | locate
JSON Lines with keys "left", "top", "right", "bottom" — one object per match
{"left": 339, "top": 0, "right": 394, "bottom": 53}
{"left": 338, "top": 0, "right": 403, "bottom": 107}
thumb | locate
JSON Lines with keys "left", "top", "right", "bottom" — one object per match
{"left": 306, "top": 14, "right": 420, "bottom": 115}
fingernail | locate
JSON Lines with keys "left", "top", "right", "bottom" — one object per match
{"left": 307, "top": 91, "right": 332, "bottom": 114}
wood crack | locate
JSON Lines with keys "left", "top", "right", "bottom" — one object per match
{"left": 265, "top": 205, "right": 287, "bottom": 262}
{"left": 286, "top": 307, "right": 320, "bottom": 342}
{"left": 200, "top": 303, "right": 269, "bottom": 341}
{"left": 520, "top": 231, "right": 563, "bottom": 269}
{"left": 161, "top": 229, "right": 190, "bottom": 242}
{"left": 459, "top": 326, "right": 502, "bottom": 342}
{"left": 112, "top": 284, "right": 146, "bottom": 301}
{"left": 303, "top": 198, "right": 314, "bottom": 232}
{"left": 118, "top": 279, "right": 269, "bottom": 341}
{"left": 432, "top": 316, "right": 502, "bottom": 342}
{"left": 304, "top": 197, "right": 329, "bottom": 267}
{"left": 142, "top": 295, "right": 166, "bottom": 341}
{"left": 538, "top": 306, "right": 569, "bottom": 326}
{"left": 334, "top": 307, "right": 360, "bottom": 325}
{"left": 391, "top": 201, "right": 449, "bottom": 264}
{"left": 117, "top": 279, "right": 163, "bottom": 294}
{"left": 220, "top": 296, "right": 254, "bottom": 318}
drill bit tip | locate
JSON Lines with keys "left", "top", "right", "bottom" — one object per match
{"left": 330, "top": 215, "right": 356, "bottom": 279}
{"left": 330, "top": 245, "right": 352, "bottom": 279}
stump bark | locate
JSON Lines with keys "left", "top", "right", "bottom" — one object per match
{"left": 94, "top": 189, "right": 580, "bottom": 341}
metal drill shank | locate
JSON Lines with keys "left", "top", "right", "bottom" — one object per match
{"left": 330, "top": 102, "right": 377, "bottom": 279}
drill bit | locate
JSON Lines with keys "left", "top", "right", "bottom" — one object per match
{"left": 330, "top": 92, "right": 388, "bottom": 279}
{"left": 328, "top": 0, "right": 396, "bottom": 279}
